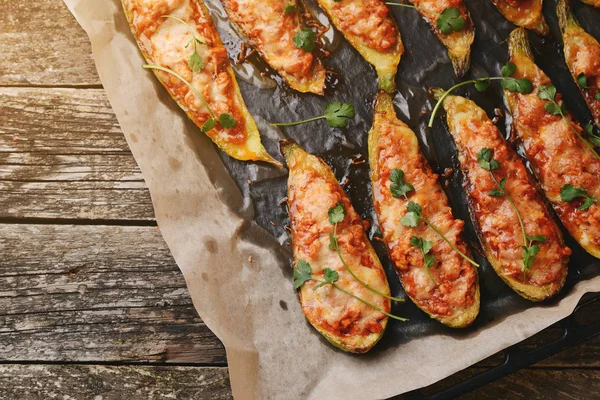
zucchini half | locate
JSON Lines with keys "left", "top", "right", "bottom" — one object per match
{"left": 315, "top": 0, "right": 404, "bottom": 93}
{"left": 407, "top": 0, "right": 475, "bottom": 77}
{"left": 505, "top": 28, "right": 600, "bottom": 259}
{"left": 490, "top": 0, "right": 549, "bottom": 36}
{"left": 433, "top": 89, "right": 570, "bottom": 301}
{"left": 557, "top": 0, "right": 600, "bottom": 127}
{"left": 122, "top": 0, "right": 280, "bottom": 165}
{"left": 282, "top": 140, "right": 392, "bottom": 353}
{"left": 368, "top": 91, "right": 479, "bottom": 326}
{"left": 220, "top": 0, "right": 327, "bottom": 95}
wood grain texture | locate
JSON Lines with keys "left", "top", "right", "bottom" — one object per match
{"left": 0, "top": 365, "right": 232, "bottom": 400}
{"left": 0, "top": 0, "right": 100, "bottom": 86}
{"left": 0, "top": 88, "right": 154, "bottom": 220}
{"left": 0, "top": 224, "right": 226, "bottom": 364}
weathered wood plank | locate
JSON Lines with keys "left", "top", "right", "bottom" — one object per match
{"left": 0, "top": 365, "right": 232, "bottom": 400}
{"left": 0, "top": 224, "right": 226, "bottom": 364}
{"left": 0, "top": 88, "right": 155, "bottom": 220}
{"left": 0, "top": 88, "right": 125, "bottom": 154}
{"left": 0, "top": 0, "right": 100, "bottom": 86}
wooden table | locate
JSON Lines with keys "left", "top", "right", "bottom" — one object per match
{"left": 0, "top": 1, "right": 598, "bottom": 398}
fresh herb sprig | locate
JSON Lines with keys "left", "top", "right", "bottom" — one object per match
{"left": 293, "top": 28, "right": 317, "bottom": 52}
{"left": 410, "top": 236, "right": 437, "bottom": 284}
{"left": 584, "top": 124, "right": 600, "bottom": 147}
{"left": 328, "top": 202, "right": 405, "bottom": 302}
{"left": 386, "top": 3, "right": 466, "bottom": 35}
{"left": 428, "top": 62, "right": 533, "bottom": 127}
{"left": 270, "top": 101, "right": 356, "bottom": 128}
{"left": 162, "top": 15, "right": 205, "bottom": 73}
{"left": 143, "top": 65, "right": 236, "bottom": 132}
{"left": 390, "top": 169, "right": 480, "bottom": 267}
{"left": 477, "top": 148, "right": 546, "bottom": 281}
{"left": 293, "top": 260, "right": 408, "bottom": 321}
{"left": 537, "top": 85, "right": 600, "bottom": 160}
{"left": 560, "top": 184, "right": 598, "bottom": 211}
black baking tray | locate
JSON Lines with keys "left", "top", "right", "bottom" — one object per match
{"left": 207, "top": 0, "right": 600, "bottom": 396}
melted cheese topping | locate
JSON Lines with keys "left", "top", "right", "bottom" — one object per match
{"left": 221, "top": 0, "right": 326, "bottom": 94}
{"left": 491, "top": 0, "right": 547, "bottom": 34}
{"left": 562, "top": 19, "right": 600, "bottom": 125}
{"left": 328, "top": 0, "right": 398, "bottom": 52}
{"left": 287, "top": 158, "right": 390, "bottom": 349}
{"left": 371, "top": 116, "right": 478, "bottom": 319}
{"left": 506, "top": 53, "right": 600, "bottom": 257}
{"left": 444, "top": 95, "right": 570, "bottom": 286}
{"left": 123, "top": 0, "right": 248, "bottom": 144}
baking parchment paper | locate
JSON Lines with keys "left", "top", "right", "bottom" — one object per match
{"left": 63, "top": 0, "right": 600, "bottom": 398}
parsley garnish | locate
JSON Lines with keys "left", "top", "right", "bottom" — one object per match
{"left": 477, "top": 148, "right": 546, "bottom": 281}
{"left": 293, "top": 28, "right": 317, "bottom": 52}
{"left": 410, "top": 236, "right": 437, "bottom": 284}
{"left": 560, "top": 184, "right": 598, "bottom": 211}
{"left": 428, "top": 62, "right": 533, "bottom": 127}
{"left": 293, "top": 260, "right": 408, "bottom": 321}
{"left": 537, "top": 85, "right": 600, "bottom": 159}
{"left": 270, "top": 101, "right": 356, "bottom": 128}
{"left": 390, "top": 169, "right": 479, "bottom": 267}
{"left": 142, "top": 65, "right": 236, "bottom": 132}
{"left": 162, "top": 15, "right": 205, "bottom": 73}
{"left": 327, "top": 202, "right": 405, "bottom": 302}
{"left": 386, "top": 3, "right": 466, "bottom": 35}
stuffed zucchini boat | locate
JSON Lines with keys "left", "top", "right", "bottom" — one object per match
{"left": 283, "top": 140, "right": 394, "bottom": 353}
{"left": 314, "top": 0, "right": 404, "bottom": 92}
{"left": 557, "top": 0, "right": 600, "bottom": 126}
{"left": 219, "top": 0, "right": 327, "bottom": 95}
{"left": 490, "top": 0, "right": 549, "bottom": 36}
{"left": 403, "top": 0, "right": 475, "bottom": 77}
{"left": 368, "top": 91, "right": 479, "bottom": 326}
{"left": 505, "top": 28, "right": 600, "bottom": 259}
{"left": 433, "top": 90, "right": 570, "bottom": 301}
{"left": 581, "top": 0, "right": 600, "bottom": 8}
{"left": 122, "top": 0, "right": 279, "bottom": 165}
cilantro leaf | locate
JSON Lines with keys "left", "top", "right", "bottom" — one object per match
{"left": 544, "top": 102, "right": 562, "bottom": 116}
{"left": 293, "top": 259, "right": 312, "bottom": 289}
{"left": 501, "top": 62, "right": 516, "bottom": 78}
{"left": 402, "top": 202, "right": 423, "bottom": 228}
{"left": 328, "top": 202, "right": 346, "bottom": 224}
{"left": 560, "top": 184, "right": 589, "bottom": 202}
{"left": 527, "top": 234, "right": 546, "bottom": 244}
{"left": 502, "top": 77, "right": 533, "bottom": 94}
{"left": 324, "top": 101, "right": 356, "bottom": 128}
{"left": 201, "top": 118, "right": 215, "bottom": 133}
{"left": 560, "top": 184, "right": 597, "bottom": 211}
{"left": 293, "top": 28, "right": 317, "bottom": 52}
{"left": 389, "top": 168, "right": 415, "bottom": 198}
{"left": 522, "top": 244, "right": 540, "bottom": 270}
{"left": 595, "top": 93, "right": 600, "bottom": 102}
{"left": 401, "top": 212, "right": 420, "bottom": 227}
{"left": 577, "top": 73, "right": 588, "bottom": 88}
{"left": 585, "top": 124, "right": 600, "bottom": 147}
{"left": 477, "top": 148, "right": 499, "bottom": 171}
{"left": 537, "top": 85, "right": 557, "bottom": 102}
{"left": 218, "top": 113, "right": 237, "bottom": 128}
{"left": 410, "top": 236, "right": 422, "bottom": 248}
{"left": 489, "top": 188, "right": 503, "bottom": 197}
{"left": 410, "top": 236, "right": 435, "bottom": 282}
{"left": 437, "top": 7, "right": 466, "bottom": 35}
{"left": 407, "top": 201, "right": 422, "bottom": 214}
{"left": 314, "top": 268, "right": 339, "bottom": 289}
{"left": 474, "top": 78, "right": 490, "bottom": 92}
{"left": 424, "top": 254, "right": 435, "bottom": 268}
{"left": 188, "top": 50, "right": 204, "bottom": 73}
{"left": 284, "top": 3, "right": 296, "bottom": 13}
